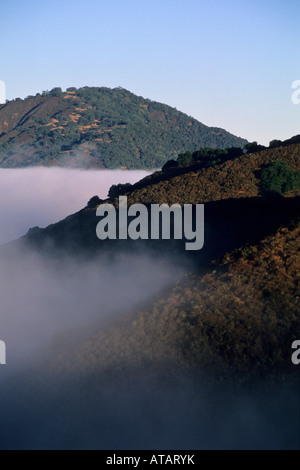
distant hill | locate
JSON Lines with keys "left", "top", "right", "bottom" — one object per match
{"left": 0, "top": 86, "right": 247, "bottom": 169}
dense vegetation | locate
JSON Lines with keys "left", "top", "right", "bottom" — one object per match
{"left": 49, "top": 220, "right": 299, "bottom": 382}
{"left": 116, "top": 142, "right": 300, "bottom": 205}
{"left": 0, "top": 86, "right": 248, "bottom": 169}
{"left": 260, "top": 160, "right": 300, "bottom": 195}
{"left": 12, "top": 142, "right": 298, "bottom": 386}
{"left": 107, "top": 145, "right": 300, "bottom": 200}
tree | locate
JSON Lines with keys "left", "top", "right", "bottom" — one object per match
{"left": 108, "top": 183, "right": 132, "bottom": 199}
{"left": 269, "top": 140, "right": 282, "bottom": 149}
{"left": 226, "top": 147, "right": 244, "bottom": 159}
{"left": 162, "top": 159, "right": 178, "bottom": 170}
{"left": 87, "top": 195, "right": 102, "bottom": 208}
{"left": 27, "top": 226, "right": 40, "bottom": 235}
{"left": 177, "top": 151, "right": 193, "bottom": 166}
{"left": 260, "top": 160, "right": 298, "bottom": 195}
{"left": 245, "top": 142, "right": 266, "bottom": 154}
{"left": 50, "top": 87, "right": 63, "bottom": 97}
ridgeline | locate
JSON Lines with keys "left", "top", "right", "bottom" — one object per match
{"left": 0, "top": 86, "right": 247, "bottom": 169}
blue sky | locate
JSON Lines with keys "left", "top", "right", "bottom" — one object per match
{"left": 1, "top": 0, "right": 299, "bottom": 145}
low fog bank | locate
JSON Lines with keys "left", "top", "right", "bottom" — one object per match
{"left": 0, "top": 167, "right": 150, "bottom": 245}
{"left": 0, "top": 167, "right": 298, "bottom": 450}
{"left": 0, "top": 241, "right": 298, "bottom": 449}
{"left": 0, "top": 243, "right": 187, "bottom": 372}
{"left": 0, "top": 367, "right": 298, "bottom": 450}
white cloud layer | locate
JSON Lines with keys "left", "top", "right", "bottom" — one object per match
{"left": 0, "top": 168, "right": 150, "bottom": 245}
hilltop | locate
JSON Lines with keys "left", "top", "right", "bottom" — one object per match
{"left": 0, "top": 86, "right": 247, "bottom": 169}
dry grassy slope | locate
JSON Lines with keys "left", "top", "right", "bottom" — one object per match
{"left": 48, "top": 220, "right": 299, "bottom": 383}
{"left": 0, "top": 96, "right": 70, "bottom": 143}
{"left": 120, "top": 143, "right": 300, "bottom": 205}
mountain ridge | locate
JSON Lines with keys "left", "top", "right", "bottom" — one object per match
{"left": 0, "top": 86, "right": 247, "bottom": 169}
{"left": 7, "top": 141, "right": 297, "bottom": 259}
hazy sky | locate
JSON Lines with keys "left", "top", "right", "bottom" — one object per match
{"left": 0, "top": 168, "right": 149, "bottom": 244}
{"left": 1, "top": 0, "right": 299, "bottom": 145}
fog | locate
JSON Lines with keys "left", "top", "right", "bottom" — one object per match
{"left": 0, "top": 167, "right": 150, "bottom": 245}
{"left": 0, "top": 247, "right": 186, "bottom": 370}
{"left": 0, "top": 165, "right": 179, "bottom": 371}
{"left": 0, "top": 167, "right": 298, "bottom": 450}
{"left": 0, "top": 241, "right": 298, "bottom": 450}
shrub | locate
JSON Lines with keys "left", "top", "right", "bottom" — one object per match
{"left": 108, "top": 183, "right": 132, "bottom": 199}
{"left": 177, "top": 151, "right": 193, "bottom": 166}
{"left": 260, "top": 160, "right": 299, "bottom": 195}
{"left": 269, "top": 140, "right": 282, "bottom": 149}
{"left": 162, "top": 159, "right": 178, "bottom": 170}
{"left": 50, "top": 87, "right": 63, "bottom": 97}
{"left": 245, "top": 141, "right": 266, "bottom": 154}
{"left": 87, "top": 195, "right": 103, "bottom": 208}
